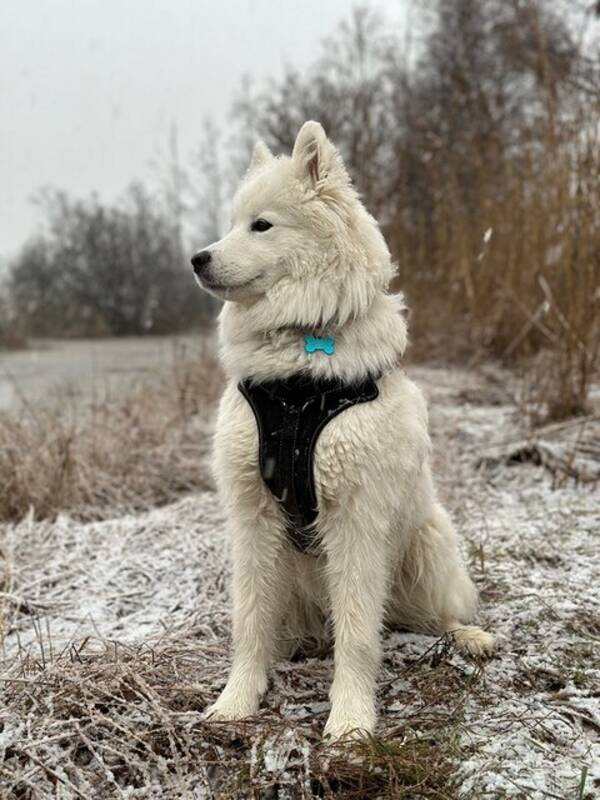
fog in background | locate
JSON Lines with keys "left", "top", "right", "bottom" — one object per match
{"left": 1, "top": 0, "right": 598, "bottom": 424}
{"left": 0, "top": 0, "right": 408, "bottom": 261}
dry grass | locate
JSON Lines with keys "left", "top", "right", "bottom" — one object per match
{"left": 0, "top": 343, "right": 223, "bottom": 523}
{"left": 0, "top": 486, "right": 467, "bottom": 799}
{"left": 392, "top": 125, "right": 600, "bottom": 425}
{"left": 0, "top": 633, "right": 462, "bottom": 799}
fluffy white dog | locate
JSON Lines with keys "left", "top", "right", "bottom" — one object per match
{"left": 191, "top": 121, "right": 494, "bottom": 740}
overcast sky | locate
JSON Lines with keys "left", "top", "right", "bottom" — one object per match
{"left": 0, "top": 0, "right": 409, "bottom": 261}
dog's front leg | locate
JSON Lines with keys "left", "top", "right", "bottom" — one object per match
{"left": 206, "top": 518, "right": 289, "bottom": 721}
{"left": 322, "top": 509, "right": 390, "bottom": 740}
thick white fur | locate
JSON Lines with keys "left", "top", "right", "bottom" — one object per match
{"left": 196, "top": 121, "right": 494, "bottom": 740}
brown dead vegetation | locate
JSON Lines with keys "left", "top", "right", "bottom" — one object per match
{"left": 235, "top": 1, "right": 600, "bottom": 425}
{"left": 0, "top": 344, "right": 223, "bottom": 524}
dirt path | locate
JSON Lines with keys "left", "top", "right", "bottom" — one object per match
{"left": 0, "top": 366, "right": 598, "bottom": 798}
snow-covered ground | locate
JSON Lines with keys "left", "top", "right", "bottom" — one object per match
{"left": 0, "top": 366, "right": 598, "bottom": 798}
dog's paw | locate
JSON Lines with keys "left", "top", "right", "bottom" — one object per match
{"left": 323, "top": 709, "right": 375, "bottom": 742}
{"left": 204, "top": 692, "right": 258, "bottom": 722}
{"left": 450, "top": 625, "right": 495, "bottom": 657}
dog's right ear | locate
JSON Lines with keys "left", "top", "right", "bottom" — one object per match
{"left": 292, "top": 121, "right": 330, "bottom": 186}
{"left": 292, "top": 121, "right": 349, "bottom": 192}
{"left": 248, "top": 140, "right": 273, "bottom": 173}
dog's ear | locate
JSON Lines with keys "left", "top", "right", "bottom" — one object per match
{"left": 248, "top": 140, "right": 273, "bottom": 173}
{"left": 292, "top": 121, "right": 348, "bottom": 191}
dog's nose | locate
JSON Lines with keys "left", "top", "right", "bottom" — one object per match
{"left": 191, "top": 250, "right": 212, "bottom": 275}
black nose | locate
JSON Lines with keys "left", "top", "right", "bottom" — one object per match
{"left": 191, "top": 250, "right": 211, "bottom": 275}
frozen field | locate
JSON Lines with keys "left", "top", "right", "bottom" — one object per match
{"left": 0, "top": 335, "right": 206, "bottom": 412}
{"left": 0, "top": 365, "right": 598, "bottom": 798}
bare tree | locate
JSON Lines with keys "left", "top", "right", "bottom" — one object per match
{"left": 9, "top": 185, "right": 203, "bottom": 337}
{"left": 227, "top": 1, "right": 600, "bottom": 418}
{"left": 231, "top": 7, "right": 400, "bottom": 214}
{"left": 191, "top": 117, "right": 225, "bottom": 246}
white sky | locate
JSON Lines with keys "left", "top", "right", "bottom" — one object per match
{"left": 0, "top": 0, "right": 409, "bottom": 261}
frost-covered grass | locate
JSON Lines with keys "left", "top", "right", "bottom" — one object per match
{"left": 0, "top": 366, "right": 598, "bottom": 798}
{"left": 0, "top": 343, "right": 221, "bottom": 523}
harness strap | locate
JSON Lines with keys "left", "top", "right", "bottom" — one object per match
{"left": 238, "top": 374, "right": 379, "bottom": 553}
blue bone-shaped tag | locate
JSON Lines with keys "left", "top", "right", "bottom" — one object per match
{"left": 304, "top": 335, "right": 335, "bottom": 356}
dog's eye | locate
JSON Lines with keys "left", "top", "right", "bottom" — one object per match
{"left": 250, "top": 218, "right": 273, "bottom": 233}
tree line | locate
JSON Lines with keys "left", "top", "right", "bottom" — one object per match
{"left": 1, "top": 123, "right": 222, "bottom": 341}
{"left": 7, "top": 185, "right": 200, "bottom": 337}
{"left": 231, "top": 0, "right": 599, "bottom": 417}
{"left": 2, "top": 0, "right": 599, "bottom": 414}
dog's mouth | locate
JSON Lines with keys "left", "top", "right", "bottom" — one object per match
{"left": 198, "top": 272, "right": 263, "bottom": 293}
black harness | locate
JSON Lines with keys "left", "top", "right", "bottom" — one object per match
{"left": 239, "top": 374, "right": 379, "bottom": 553}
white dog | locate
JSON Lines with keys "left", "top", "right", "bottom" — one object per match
{"left": 191, "top": 121, "right": 494, "bottom": 740}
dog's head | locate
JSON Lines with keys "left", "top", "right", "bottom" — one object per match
{"left": 191, "top": 121, "right": 395, "bottom": 328}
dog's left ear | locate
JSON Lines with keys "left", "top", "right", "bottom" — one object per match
{"left": 292, "top": 121, "right": 347, "bottom": 190}
{"left": 248, "top": 140, "right": 273, "bottom": 173}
